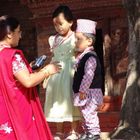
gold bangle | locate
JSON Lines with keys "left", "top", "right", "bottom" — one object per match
{"left": 41, "top": 68, "right": 50, "bottom": 77}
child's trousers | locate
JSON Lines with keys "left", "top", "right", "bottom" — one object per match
{"left": 80, "top": 96, "right": 101, "bottom": 135}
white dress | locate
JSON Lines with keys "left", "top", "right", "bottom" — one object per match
{"left": 44, "top": 32, "right": 81, "bottom": 122}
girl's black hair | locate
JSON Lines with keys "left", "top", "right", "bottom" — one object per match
{"left": 0, "top": 15, "right": 20, "bottom": 41}
{"left": 52, "top": 5, "right": 73, "bottom": 22}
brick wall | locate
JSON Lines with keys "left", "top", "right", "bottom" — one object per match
{"left": 0, "top": 1, "right": 37, "bottom": 62}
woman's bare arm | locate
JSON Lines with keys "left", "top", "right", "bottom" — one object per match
{"left": 14, "top": 63, "right": 60, "bottom": 88}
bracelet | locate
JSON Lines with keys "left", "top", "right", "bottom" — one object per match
{"left": 41, "top": 68, "right": 50, "bottom": 77}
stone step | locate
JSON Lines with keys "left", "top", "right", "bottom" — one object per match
{"left": 99, "top": 111, "right": 120, "bottom": 132}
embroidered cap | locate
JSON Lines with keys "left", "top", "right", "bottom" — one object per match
{"left": 76, "top": 19, "right": 97, "bottom": 35}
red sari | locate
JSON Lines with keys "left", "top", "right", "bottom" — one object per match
{"left": 0, "top": 47, "right": 53, "bottom": 140}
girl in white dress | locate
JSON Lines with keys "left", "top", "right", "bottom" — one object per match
{"left": 44, "top": 5, "right": 81, "bottom": 140}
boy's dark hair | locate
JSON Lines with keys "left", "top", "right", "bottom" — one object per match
{"left": 83, "top": 33, "right": 96, "bottom": 45}
{"left": 0, "top": 15, "right": 19, "bottom": 41}
{"left": 52, "top": 5, "right": 73, "bottom": 22}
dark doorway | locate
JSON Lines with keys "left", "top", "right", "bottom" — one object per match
{"left": 94, "top": 29, "right": 105, "bottom": 94}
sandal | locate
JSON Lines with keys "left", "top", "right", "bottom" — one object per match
{"left": 53, "top": 132, "right": 64, "bottom": 140}
{"left": 64, "top": 132, "right": 80, "bottom": 140}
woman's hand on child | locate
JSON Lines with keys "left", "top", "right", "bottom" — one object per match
{"left": 43, "top": 62, "right": 62, "bottom": 76}
{"left": 79, "top": 92, "right": 86, "bottom": 100}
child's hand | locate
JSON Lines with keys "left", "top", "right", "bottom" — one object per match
{"left": 79, "top": 92, "right": 86, "bottom": 100}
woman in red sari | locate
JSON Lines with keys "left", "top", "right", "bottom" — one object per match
{"left": 0, "top": 15, "right": 60, "bottom": 140}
